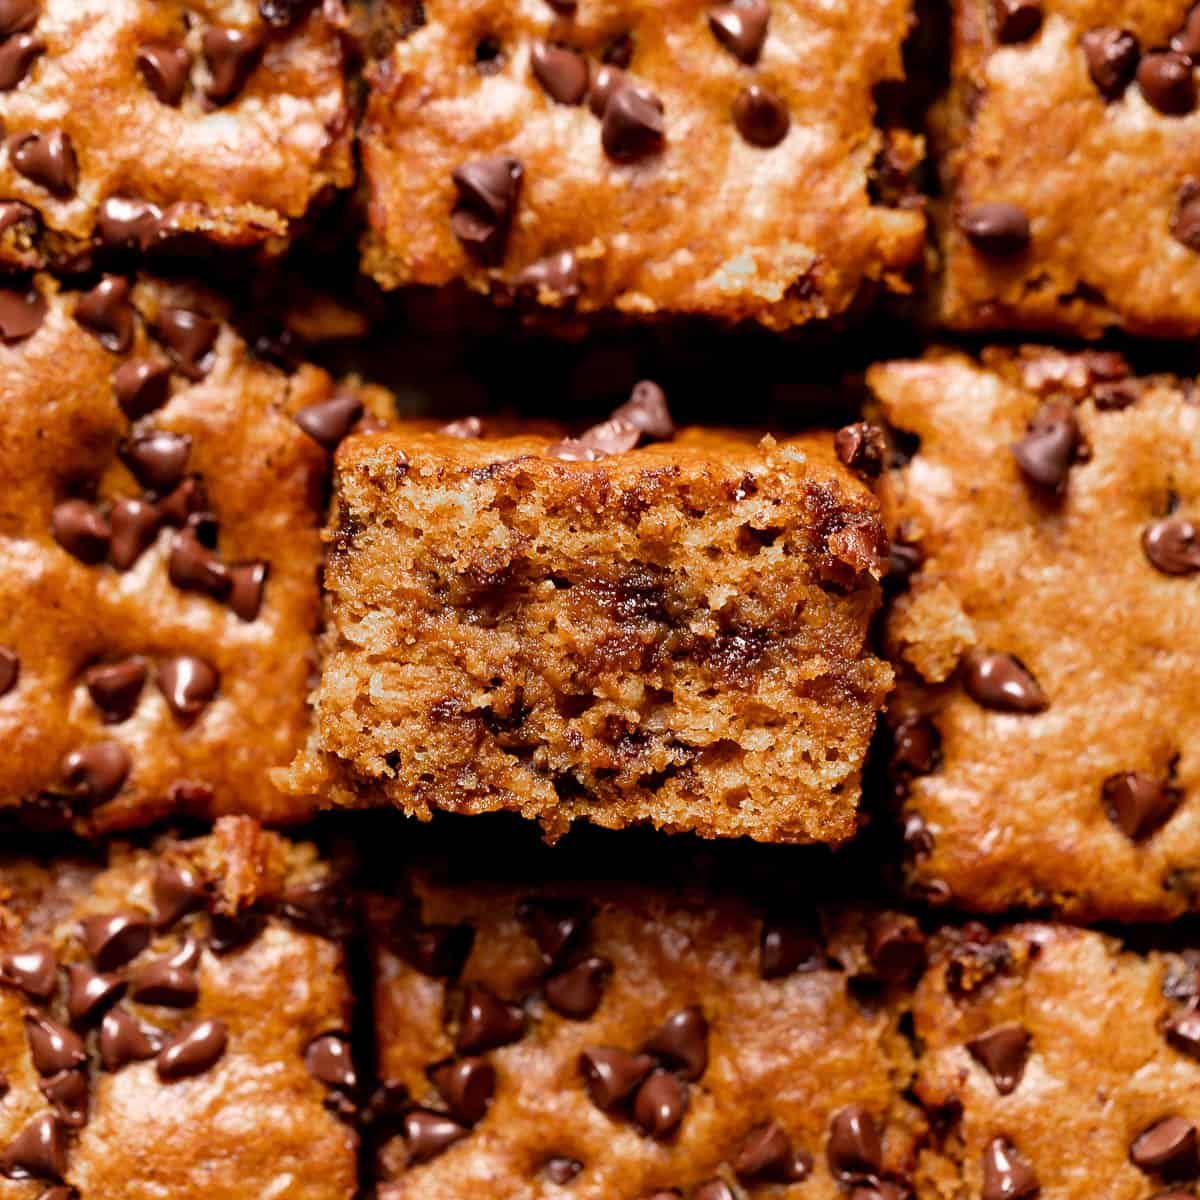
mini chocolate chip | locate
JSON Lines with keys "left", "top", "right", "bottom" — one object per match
{"left": 136, "top": 41, "right": 190, "bottom": 106}
{"left": 153, "top": 860, "right": 207, "bottom": 928}
{"left": 0, "top": 0, "right": 38, "bottom": 36}
{"left": 579, "top": 1047, "right": 654, "bottom": 1109}
{"left": 456, "top": 984, "right": 525, "bottom": 1054}
{"left": 429, "top": 1056, "right": 494, "bottom": 1124}
{"left": 39, "top": 1068, "right": 87, "bottom": 1127}
{"left": 65, "top": 964, "right": 125, "bottom": 1025}
{"left": 602, "top": 83, "right": 664, "bottom": 161}
{"left": 80, "top": 909, "right": 151, "bottom": 971}
{"left": 1143, "top": 518, "right": 1200, "bottom": 575}
{"left": 963, "top": 651, "right": 1048, "bottom": 713}
{"left": 532, "top": 43, "right": 588, "bottom": 105}
{"left": 0, "top": 943, "right": 55, "bottom": 998}
{"left": 25, "top": 1015, "right": 86, "bottom": 1076}
{"left": 51, "top": 500, "right": 110, "bottom": 564}
{"left": 97, "top": 196, "right": 164, "bottom": 251}
{"left": 633, "top": 1070, "right": 687, "bottom": 1140}
{"left": 10, "top": 130, "right": 77, "bottom": 197}
{"left": 760, "top": 918, "right": 823, "bottom": 978}
{"left": 306, "top": 1034, "right": 357, "bottom": 1093}
{"left": 0, "top": 284, "right": 44, "bottom": 342}
{"left": 1011, "top": 399, "right": 1080, "bottom": 492}
{"left": 404, "top": 1109, "right": 470, "bottom": 1163}
{"left": 61, "top": 742, "right": 130, "bottom": 806}
{"left": 992, "top": 0, "right": 1041, "bottom": 43}
{"left": 735, "top": 1121, "right": 810, "bottom": 1181}
{"left": 227, "top": 561, "right": 268, "bottom": 621}
{"left": 99, "top": 1007, "right": 161, "bottom": 1071}
{"left": 131, "top": 957, "right": 199, "bottom": 1007}
{"left": 518, "top": 898, "right": 591, "bottom": 966}
{"left": 83, "top": 658, "right": 145, "bottom": 723}
{"left": 109, "top": 499, "right": 161, "bottom": 570}
{"left": 168, "top": 525, "right": 231, "bottom": 597}
{"left": 0, "top": 647, "right": 18, "bottom": 697}
{"left": 398, "top": 923, "right": 474, "bottom": 978}
{"left": 545, "top": 1157, "right": 583, "bottom": 1184}
{"left": 203, "top": 27, "right": 264, "bottom": 105}
{"left": 982, "top": 1137, "right": 1039, "bottom": 1200}
{"left": 1172, "top": 179, "right": 1200, "bottom": 253}
{"left": 515, "top": 250, "right": 581, "bottom": 301}
{"left": 967, "top": 1024, "right": 1031, "bottom": 1095}
{"left": 708, "top": 0, "right": 769, "bottom": 63}
{"left": 451, "top": 157, "right": 524, "bottom": 263}
{"left": 644, "top": 1006, "right": 708, "bottom": 1080}
{"left": 548, "top": 416, "right": 640, "bottom": 461}
{"left": 294, "top": 392, "right": 363, "bottom": 452}
{"left": 1131, "top": 1118, "right": 1199, "bottom": 1178}
{"left": 0, "top": 1112, "right": 67, "bottom": 1181}
{"left": 440, "top": 416, "right": 485, "bottom": 438}
{"left": 1138, "top": 52, "right": 1196, "bottom": 115}
{"left": 835, "top": 423, "right": 886, "bottom": 478}
{"left": 155, "top": 307, "right": 219, "bottom": 379}
{"left": 613, "top": 380, "right": 674, "bottom": 440}
{"left": 156, "top": 1017, "right": 227, "bottom": 1080}
{"left": 733, "top": 85, "right": 789, "bottom": 147}
{"left": 122, "top": 430, "right": 191, "bottom": 494}
{"left": 544, "top": 956, "right": 611, "bottom": 1019}
{"left": 0, "top": 33, "right": 44, "bottom": 90}
{"left": 1103, "top": 771, "right": 1183, "bottom": 840}
{"left": 156, "top": 655, "right": 219, "bottom": 720}
{"left": 1166, "top": 1010, "right": 1200, "bottom": 1061}
{"left": 589, "top": 65, "right": 625, "bottom": 116}
{"left": 959, "top": 202, "right": 1030, "bottom": 255}
{"left": 868, "top": 914, "right": 926, "bottom": 982}
{"left": 113, "top": 358, "right": 171, "bottom": 418}
{"left": 1082, "top": 27, "right": 1139, "bottom": 99}
{"left": 827, "top": 1105, "right": 883, "bottom": 1181}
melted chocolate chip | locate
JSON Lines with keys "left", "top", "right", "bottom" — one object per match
{"left": 155, "top": 307, "right": 219, "bottom": 379}
{"left": 1131, "top": 1118, "right": 1199, "bottom": 1178}
{"left": 1011, "top": 399, "right": 1080, "bottom": 492}
{"left": 51, "top": 500, "right": 110, "bottom": 564}
{"left": 60, "top": 742, "right": 130, "bottom": 807}
{"left": 835, "top": 422, "right": 887, "bottom": 478}
{"left": 633, "top": 1069, "right": 687, "bottom": 1139}
{"left": 109, "top": 499, "right": 161, "bottom": 570}
{"left": 1082, "top": 27, "right": 1139, "bottom": 100}
{"left": 963, "top": 650, "right": 1047, "bottom": 713}
{"left": 867, "top": 915, "right": 926, "bottom": 982}
{"left": 760, "top": 917, "right": 823, "bottom": 978}
{"left": 294, "top": 392, "right": 363, "bottom": 452}
{"left": 544, "top": 956, "right": 611, "bottom": 1019}
{"left": 0, "top": 943, "right": 55, "bottom": 998}
{"left": 827, "top": 1105, "right": 883, "bottom": 1181}
{"left": 602, "top": 83, "right": 664, "bottom": 161}
{"left": 959, "top": 202, "right": 1031, "bottom": 255}
{"left": 156, "top": 1018, "right": 228, "bottom": 1080}
{"left": 113, "top": 358, "right": 171, "bottom": 418}
{"left": 429, "top": 1056, "right": 494, "bottom": 1124}
{"left": 0, "top": 32, "right": 44, "bottom": 90}
{"left": 1138, "top": 52, "right": 1196, "bottom": 114}
{"left": 203, "top": 27, "right": 265, "bottom": 105}
{"left": 156, "top": 655, "right": 219, "bottom": 720}
{"left": 80, "top": 909, "right": 151, "bottom": 971}
{"left": 404, "top": 1109, "right": 470, "bottom": 1163}
{"left": 99, "top": 1007, "right": 162, "bottom": 1071}
{"left": 153, "top": 860, "right": 207, "bottom": 928}
{"left": 25, "top": 1015, "right": 86, "bottom": 1076}
{"left": 0, "top": 1112, "right": 67, "bottom": 1181}
{"left": 131, "top": 957, "right": 199, "bottom": 1007}
{"left": 122, "top": 430, "right": 191, "bottom": 494}
{"left": 10, "top": 129, "right": 77, "bottom": 197}
{"left": 65, "top": 964, "right": 125, "bottom": 1026}
{"left": 708, "top": 0, "right": 769, "bottom": 63}
{"left": 992, "top": 0, "right": 1042, "bottom": 43}
{"left": 0, "top": 0, "right": 39, "bottom": 37}
{"left": 967, "top": 1024, "right": 1031, "bottom": 1095}
{"left": 644, "top": 1006, "right": 708, "bottom": 1080}
{"left": 733, "top": 85, "right": 789, "bottom": 147}
{"left": 1102, "top": 771, "right": 1183, "bottom": 840}
{"left": 735, "top": 1121, "right": 811, "bottom": 1181}
{"left": 451, "top": 157, "right": 524, "bottom": 263}
{"left": 0, "top": 284, "right": 44, "bottom": 342}
{"left": 515, "top": 250, "right": 580, "bottom": 300}
{"left": 532, "top": 43, "right": 589, "bottom": 105}
{"left": 579, "top": 1047, "right": 654, "bottom": 1109}
{"left": 39, "top": 1068, "right": 87, "bottom": 1127}
{"left": 1142, "top": 518, "right": 1200, "bottom": 575}
{"left": 456, "top": 984, "right": 525, "bottom": 1054}
{"left": 136, "top": 40, "right": 190, "bottom": 106}
{"left": 97, "top": 196, "right": 164, "bottom": 251}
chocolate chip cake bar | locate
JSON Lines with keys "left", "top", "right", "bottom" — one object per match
{"left": 0, "top": 0, "right": 353, "bottom": 269}
{"left": 286, "top": 401, "right": 893, "bottom": 844}
{"left": 871, "top": 346, "right": 1200, "bottom": 919}
{"left": 0, "top": 817, "right": 358, "bottom": 1198}
{"left": 914, "top": 921, "right": 1200, "bottom": 1200}
{"left": 936, "top": 0, "right": 1200, "bottom": 336}
{"left": 0, "top": 272, "right": 386, "bottom": 834}
{"left": 357, "top": 0, "right": 926, "bottom": 326}
{"left": 365, "top": 864, "right": 928, "bottom": 1199}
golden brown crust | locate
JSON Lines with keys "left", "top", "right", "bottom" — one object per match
{"left": 872, "top": 347, "right": 1200, "bottom": 919}
{"left": 358, "top": 0, "right": 925, "bottom": 326}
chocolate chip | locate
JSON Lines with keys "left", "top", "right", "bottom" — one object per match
{"left": 0, "top": 647, "right": 18, "bottom": 697}
{"left": 544, "top": 956, "right": 611, "bottom": 1019}
{"left": 97, "top": 196, "right": 164, "bottom": 251}
{"left": 963, "top": 650, "right": 1047, "bottom": 713}
{"left": 10, "top": 130, "right": 78, "bottom": 197}
{"left": 39, "top": 1068, "right": 87, "bottom": 1127}
{"left": 25, "top": 1015, "right": 86, "bottom": 1076}
{"left": 404, "top": 1109, "right": 470, "bottom": 1163}
{"left": 51, "top": 500, "right": 111, "bottom": 564}
{"left": 532, "top": 43, "right": 588, "bottom": 105}
{"left": 890, "top": 540, "right": 925, "bottom": 585}
{"left": 1011, "top": 399, "right": 1080, "bottom": 492}
{"left": 515, "top": 249, "right": 581, "bottom": 302}
{"left": 109, "top": 499, "right": 161, "bottom": 570}
{"left": 613, "top": 380, "right": 674, "bottom": 440}
{"left": 131, "top": 957, "right": 199, "bottom": 1007}
{"left": 99, "top": 1006, "right": 161, "bottom": 1071}
{"left": 602, "top": 83, "right": 664, "bottom": 161}
{"left": 1082, "top": 27, "right": 1139, "bottom": 99}
{"left": 981, "top": 1137, "right": 1039, "bottom": 1200}
{"left": 1131, "top": 1118, "right": 1199, "bottom": 1178}
{"left": 158, "top": 480, "right": 208, "bottom": 529}
{"left": 294, "top": 392, "right": 363, "bottom": 452}
{"left": 735, "top": 1121, "right": 811, "bottom": 1181}
{"left": 867, "top": 914, "right": 926, "bottom": 982}
{"left": 891, "top": 716, "right": 939, "bottom": 778}
{"left": 456, "top": 984, "right": 525, "bottom": 1054}
{"left": 0, "top": 942, "right": 55, "bottom": 998}
{"left": 156, "top": 655, "right": 219, "bottom": 720}
{"left": 835, "top": 423, "right": 886, "bottom": 478}
{"left": 155, "top": 307, "right": 219, "bottom": 379}
{"left": 733, "top": 85, "right": 789, "bottom": 147}
{"left": 0, "top": 284, "right": 44, "bottom": 342}
{"left": 959, "top": 202, "right": 1030, "bottom": 255}
{"left": 80, "top": 909, "right": 151, "bottom": 971}
{"left": 760, "top": 918, "right": 823, "bottom": 978}
{"left": 398, "top": 922, "right": 474, "bottom": 978}
{"left": 156, "top": 1017, "right": 227, "bottom": 1080}
{"left": 122, "top": 430, "right": 191, "bottom": 494}
{"left": 153, "top": 860, "right": 207, "bottom": 929}
{"left": 967, "top": 1024, "right": 1030, "bottom": 1095}
{"left": 1166, "top": 1010, "right": 1200, "bottom": 1061}
{"left": 136, "top": 40, "right": 191, "bottom": 106}
{"left": 827, "top": 1105, "right": 882, "bottom": 1181}
{"left": 708, "top": 0, "right": 769, "bottom": 63}
{"left": 1171, "top": 179, "right": 1200, "bottom": 253}
{"left": 1138, "top": 52, "right": 1196, "bottom": 114}
{"left": 644, "top": 1006, "right": 708, "bottom": 1080}
{"left": 946, "top": 927, "right": 1012, "bottom": 994}
{"left": 579, "top": 1047, "right": 654, "bottom": 1109}
{"left": 548, "top": 416, "right": 640, "bottom": 461}
{"left": 992, "top": 0, "right": 1042, "bottom": 43}
{"left": 1143, "top": 518, "right": 1200, "bottom": 575}
{"left": 1102, "top": 771, "right": 1183, "bottom": 840}
{"left": 203, "top": 27, "right": 264, "bottom": 105}
{"left": 545, "top": 1157, "right": 583, "bottom": 1184}
{"left": 306, "top": 1034, "right": 357, "bottom": 1095}
{"left": 0, "top": 0, "right": 38, "bottom": 36}
{"left": 440, "top": 416, "right": 485, "bottom": 438}
{"left": 60, "top": 742, "right": 130, "bottom": 806}
{"left": 0, "top": 33, "right": 44, "bottom": 90}
{"left": 518, "top": 898, "right": 590, "bottom": 967}
{"left": 207, "top": 910, "right": 266, "bottom": 955}
{"left": 633, "top": 1069, "right": 687, "bottom": 1139}
{"left": 65, "top": 964, "right": 125, "bottom": 1026}
{"left": 83, "top": 658, "right": 145, "bottom": 723}
{"left": 168, "top": 525, "right": 231, "bottom": 598}
{"left": 165, "top": 935, "right": 202, "bottom": 972}
{"left": 588, "top": 65, "right": 625, "bottom": 117}
{"left": 429, "top": 1056, "right": 494, "bottom": 1124}
{"left": 695, "top": 1181, "right": 736, "bottom": 1200}
{"left": 451, "top": 157, "right": 523, "bottom": 263}
{"left": 0, "top": 1112, "right": 67, "bottom": 1181}
{"left": 225, "top": 560, "right": 268, "bottom": 621}
{"left": 113, "top": 358, "right": 171, "bottom": 418}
